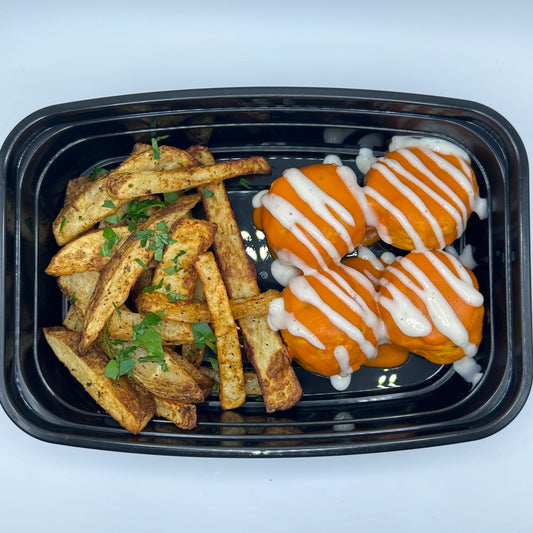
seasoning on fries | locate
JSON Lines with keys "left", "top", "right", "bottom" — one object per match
{"left": 44, "top": 142, "right": 303, "bottom": 434}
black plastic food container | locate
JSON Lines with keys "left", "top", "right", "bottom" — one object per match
{"left": 0, "top": 87, "right": 530, "bottom": 457}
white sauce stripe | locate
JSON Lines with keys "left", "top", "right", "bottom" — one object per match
{"left": 390, "top": 149, "right": 468, "bottom": 232}
{"left": 283, "top": 167, "right": 356, "bottom": 248}
{"left": 288, "top": 275, "right": 377, "bottom": 359}
{"left": 261, "top": 193, "right": 340, "bottom": 270}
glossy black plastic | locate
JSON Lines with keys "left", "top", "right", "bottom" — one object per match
{"left": 0, "top": 87, "right": 530, "bottom": 457}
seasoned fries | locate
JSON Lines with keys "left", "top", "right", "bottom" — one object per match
{"left": 193, "top": 252, "right": 246, "bottom": 410}
{"left": 196, "top": 148, "right": 302, "bottom": 412}
{"left": 44, "top": 327, "right": 155, "bottom": 434}
{"left": 106, "top": 156, "right": 271, "bottom": 200}
{"left": 44, "top": 142, "right": 304, "bottom": 435}
{"left": 79, "top": 195, "right": 200, "bottom": 353}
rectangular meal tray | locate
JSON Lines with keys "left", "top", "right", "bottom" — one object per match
{"left": 0, "top": 87, "right": 530, "bottom": 457}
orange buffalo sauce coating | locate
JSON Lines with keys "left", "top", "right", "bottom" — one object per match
{"left": 378, "top": 250, "right": 484, "bottom": 364}
{"left": 253, "top": 164, "right": 367, "bottom": 272}
{"left": 341, "top": 253, "right": 409, "bottom": 368}
{"left": 364, "top": 147, "right": 484, "bottom": 250}
{"left": 268, "top": 262, "right": 383, "bottom": 377}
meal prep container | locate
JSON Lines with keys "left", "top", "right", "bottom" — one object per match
{"left": 0, "top": 87, "right": 530, "bottom": 457}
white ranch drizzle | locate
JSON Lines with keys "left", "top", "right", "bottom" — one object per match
{"left": 389, "top": 135, "right": 471, "bottom": 163}
{"left": 312, "top": 267, "right": 382, "bottom": 345}
{"left": 453, "top": 356, "right": 483, "bottom": 387}
{"left": 267, "top": 297, "right": 325, "bottom": 350}
{"left": 387, "top": 149, "right": 468, "bottom": 233}
{"left": 261, "top": 193, "right": 338, "bottom": 270}
{"left": 284, "top": 167, "right": 356, "bottom": 250}
{"left": 323, "top": 154, "right": 343, "bottom": 166}
{"left": 355, "top": 147, "right": 378, "bottom": 174}
{"left": 364, "top": 187, "right": 426, "bottom": 248}
{"left": 381, "top": 252, "right": 483, "bottom": 356}
{"left": 270, "top": 259, "right": 300, "bottom": 287}
{"left": 371, "top": 159, "right": 447, "bottom": 248}
{"left": 288, "top": 274, "right": 377, "bottom": 359}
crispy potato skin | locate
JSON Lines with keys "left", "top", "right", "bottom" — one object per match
{"left": 197, "top": 151, "right": 302, "bottom": 412}
{"left": 106, "top": 156, "right": 271, "bottom": 200}
{"left": 44, "top": 327, "right": 155, "bottom": 434}
{"left": 79, "top": 194, "right": 200, "bottom": 353}
{"left": 194, "top": 252, "right": 246, "bottom": 410}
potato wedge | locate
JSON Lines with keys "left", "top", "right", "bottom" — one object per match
{"left": 46, "top": 226, "right": 131, "bottom": 276}
{"left": 106, "top": 156, "right": 271, "bottom": 200}
{"left": 138, "top": 288, "right": 281, "bottom": 323}
{"left": 53, "top": 144, "right": 197, "bottom": 245}
{"left": 197, "top": 150, "right": 302, "bottom": 412}
{"left": 102, "top": 343, "right": 209, "bottom": 403}
{"left": 65, "top": 175, "right": 92, "bottom": 204}
{"left": 63, "top": 305, "right": 84, "bottom": 332}
{"left": 154, "top": 397, "right": 197, "bottom": 430}
{"left": 107, "top": 305, "right": 195, "bottom": 345}
{"left": 200, "top": 366, "right": 263, "bottom": 397}
{"left": 43, "top": 327, "right": 155, "bottom": 434}
{"left": 193, "top": 252, "right": 245, "bottom": 410}
{"left": 57, "top": 270, "right": 100, "bottom": 311}
{"left": 79, "top": 194, "right": 200, "bottom": 353}
{"left": 137, "top": 217, "right": 217, "bottom": 304}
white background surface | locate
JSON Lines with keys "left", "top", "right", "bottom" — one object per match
{"left": 1, "top": 1, "right": 532, "bottom": 531}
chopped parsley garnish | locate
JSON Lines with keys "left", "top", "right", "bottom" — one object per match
{"left": 192, "top": 322, "right": 217, "bottom": 353}
{"left": 162, "top": 250, "right": 186, "bottom": 275}
{"left": 122, "top": 198, "right": 165, "bottom": 231}
{"left": 68, "top": 292, "right": 77, "bottom": 304}
{"left": 141, "top": 278, "right": 164, "bottom": 293}
{"left": 239, "top": 178, "right": 251, "bottom": 189}
{"left": 203, "top": 187, "right": 215, "bottom": 198}
{"left": 99, "top": 226, "right": 120, "bottom": 257}
{"left": 90, "top": 167, "right": 109, "bottom": 181}
{"left": 151, "top": 135, "right": 170, "bottom": 160}
{"left": 103, "top": 214, "right": 120, "bottom": 226}
{"left": 102, "top": 328, "right": 136, "bottom": 382}
{"left": 102, "top": 200, "right": 116, "bottom": 209}
{"left": 133, "top": 221, "right": 176, "bottom": 262}
{"left": 135, "top": 258, "right": 149, "bottom": 270}
{"left": 59, "top": 216, "right": 67, "bottom": 233}
{"left": 132, "top": 311, "right": 167, "bottom": 369}
{"left": 112, "top": 302, "right": 122, "bottom": 317}
{"left": 103, "top": 311, "right": 168, "bottom": 382}
{"left": 163, "top": 191, "right": 179, "bottom": 205}
{"left": 165, "top": 283, "right": 187, "bottom": 302}
{"left": 208, "top": 356, "right": 219, "bottom": 372}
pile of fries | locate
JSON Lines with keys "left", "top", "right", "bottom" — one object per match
{"left": 44, "top": 142, "right": 302, "bottom": 433}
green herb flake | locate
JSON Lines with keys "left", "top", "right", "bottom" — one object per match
{"left": 133, "top": 311, "right": 167, "bottom": 370}
{"left": 134, "top": 222, "right": 176, "bottom": 262}
{"left": 122, "top": 198, "right": 165, "bottom": 229}
{"left": 135, "top": 258, "right": 149, "bottom": 270}
{"left": 142, "top": 278, "right": 164, "bottom": 294}
{"left": 208, "top": 356, "right": 219, "bottom": 372}
{"left": 163, "top": 191, "right": 179, "bottom": 205}
{"left": 59, "top": 216, "right": 67, "bottom": 233}
{"left": 102, "top": 200, "right": 117, "bottom": 209}
{"left": 99, "top": 226, "right": 118, "bottom": 257}
{"left": 192, "top": 322, "right": 217, "bottom": 353}
{"left": 68, "top": 292, "right": 77, "bottom": 304}
{"left": 102, "top": 327, "right": 137, "bottom": 383}
{"left": 163, "top": 250, "right": 186, "bottom": 275}
{"left": 151, "top": 135, "right": 170, "bottom": 160}
{"left": 239, "top": 178, "right": 251, "bottom": 189}
{"left": 203, "top": 187, "right": 215, "bottom": 198}
{"left": 112, "top": 302, "right": 122, "bottom": 317}
{"left": 103, "top": 214, "right": 120, "bottom": 226}
{"left": 90, "top": 167, "right": 109, "bottom": 181}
